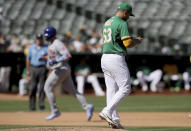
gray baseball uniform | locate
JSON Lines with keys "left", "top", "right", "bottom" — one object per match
{"left": 44, "top": 39, "right": 90, "bottom": 114}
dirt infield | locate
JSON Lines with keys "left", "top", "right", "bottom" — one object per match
{"left": 1, "top": 94, "right": 191, "bottom": 130}
{"left": 0, "top": 112, "right": 191, "bottom": 127}
{"left": 2, "top": 127, "right": 124, "bottom": 131}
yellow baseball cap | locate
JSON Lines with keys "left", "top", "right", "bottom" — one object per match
{"left": 118, "top": 3, "right": 135, "bottom": 16}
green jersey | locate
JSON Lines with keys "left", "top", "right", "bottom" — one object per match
{"left": 102, "top": 16, "right": 130, "bottom": 54}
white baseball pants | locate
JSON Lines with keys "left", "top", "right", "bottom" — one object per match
{"left": 19, "top": 78, "right": 29, "bottom": 96}
{"left": 101, "top": 54, "right": 131, "bottom": 122}
{"left": 44, "top": 63, "right": 90, "bottom": 114}
{"left": 183, "top": 72, "right": 190, "bottom": 91}
{"left": 137, "top": 69, "right": 162, "bottom": 92}
{"left": 0, "top": 67, "right": 11, "bottom": 91}
{"left": 76, "top": 75, "right": 105, "bottom": 96}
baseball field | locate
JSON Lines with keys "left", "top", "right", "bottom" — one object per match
{"left": 0, "top": 93, "right": 191, "bottom": 131}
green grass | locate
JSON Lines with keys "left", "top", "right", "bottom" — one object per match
{"left": 1, "top": 94, "right": 191, "bottom": 130}
{"left": 0, "top": 95, "right": 191, "bottom": 112}
{"left": 1, "top": 125, "right": 191, "bottom": 131}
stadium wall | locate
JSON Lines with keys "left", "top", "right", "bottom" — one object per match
{"left": 0, "top": 53, "right": 190, "bottom": 92}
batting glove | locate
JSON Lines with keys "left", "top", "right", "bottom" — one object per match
{"left": 48, "top": 60, "right": 58, "bottom": 66}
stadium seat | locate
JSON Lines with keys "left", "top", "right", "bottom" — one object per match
{"left": 76, "top": 0, "right": 89, "bottom": 7}
{"left": 167, "top": 1, "right": 183, "bottom": 19}
{"left": 70, "top": 16, "right": 86, "bottom": 36}
{"left": 64, "top": 0, "right": 76, "bottom": 12}
{"left": 85, "top": 0, "right": 101, "bottom": 12}
{"left": 35, "top": 20, "right": 48, "bottom": 34}
{"left": 23, "top": 20, "right": 36, "bottom": 35}
{"left": 30, "top": 1, "right": 46, "bottom": 20}
{"left": 0, "top": 19, "right": 11, "bottom": 35}
{"left": 59, "top": 19, "right": 74, "bottom": 34}
{"left": 1, "top": 0, "right": 13, "bottom": 17}
{"left": 65, "top": 0, "right": 76, "bottom": 4}
{"left": 84, "top": 19, "right": 96, "bottom": 33}
{"left": 52, "top": 9, "right": 66, "bottom": 20}
{"left": 141, "top": 2, "right": 159, "bottom": 19}
{"left": 6, "top": 0, "right": 23, "bottom": 20}
{"left": 179, "top": 6, "right": 191, "bottom": 20}
{"left": 95, "top": 23, "right": 103, "bottom": 33}
{"left": 170, "top": 20, "right": 187, "bottom": 40}
{"left": 181, "top": 35, "right": 191, "bottom": 46}
{"left": 96, "top": 0, "right": 113, "bottom": 14}
{"left": 133, "top": 1, "right": 147, "bottom": 19}
{"left": 137, "top": 19, "right": 150, "bottom": 38}
{"left": 147, "top": 20, "right": 162, "bottom": 40}
{"left": 159, "top": 20, "right": 175, "bottom": 38}
{"left": 106, "top": 0, "right": 122, "bottom": 16}
{"left": 180, "top": 24, "right": 191, "bottom": 45}
{"left": 49, "top": 20, "right": 60, "bottom": 31}
{"left": 16, "top": 0, "right": 35, "bottom": 21}
{"left": 128, "top": 19, "right": 138, "bottom": 36}
{"left": 41, "top": 5, "right": 56, "bottom": 20}
{"left": 0, "top": 0, "right": 4, "bottom": 5}
{"left": 185, "top": 0, "right": 191, "bottom": 5}
{"left": 0, "top": 0, "right": 191, "bottom": 54}
{"left": 154, "top": 1, "right": 171, "bottom": 19}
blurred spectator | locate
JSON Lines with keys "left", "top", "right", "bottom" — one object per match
{"left": 78, "top": 25, "right": 90, "bottom": 43}
{"left": 136, "top": 66, "right": 163, "bottom": 92}
{"left": 21, "top": 34, "right": 33, "bottom": 53}
{"left": 161, "top": 42, "right": 182, "bottom": 55}
{"left": 95, "top": 35, "right": 104, "bottom": 53}
{"left": 7, "top": 34, "right": 22, "bottom": 52}
{"left": 86, "top": 29, "right": 99, "bottom": 53}
{"left": 0, "top": 33, "right": 11, "bottom": 92}
{"left": 18, "top": 36, "right": 32, "bottom": 96}
{"left": 0, "top": 7, "right": 5, "bottom": 23}
{"left": 172, "top": 44, "right": 182, "bottom": 55}
{"left": 72, "top": 34, "right": 86, "bottom": 53}
{"left": 0, "top": 66, "right": 11, "bottom": 92}
{"left": 62, "top": 32, "right": 75, "bottom": 52}
{"left": 0, "top": 33, "right": 10, "bottom": 52}
{"left": 187, "top": 57, "right": 191, "bottom": 118}
{"left": 161, "top": 45, "right": 173, "bottom": 55}
{"left": 163, "top": 64, "right": 182, "bottom": 92}
{"left": 26, "top": 34, "right": 48, "bottom": 111}
{"left": 182, "top": 57, "right": 191, "bottom": 91}
{"left": 182, "top": 67, "right": 191, "bottom": 91}
{"left": 75, "top": 58, "right": 105, "bottom": 96}
{"left": 19, "top": 68, "right": 30, "bottom": 96}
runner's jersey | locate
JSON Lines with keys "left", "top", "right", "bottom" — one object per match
{"left": 47, "top": 39, "right": 71, "bottom": 69}
{"left": 102, "top": 16, "right": 130, "bottom": 54}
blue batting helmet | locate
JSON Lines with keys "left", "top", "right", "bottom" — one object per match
{"left": 43, "top": 26, "right": 56, "bottom": 41}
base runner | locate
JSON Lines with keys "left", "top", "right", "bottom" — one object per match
{"left": 43, "top": 26, "right": 94, "bottom": 121}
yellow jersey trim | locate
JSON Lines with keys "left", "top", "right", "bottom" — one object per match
{"left": 123, "top": 39, "right": 132, "bottom": 47}
{"left": 121, "top": 36, "right": 131, "bottom": 40}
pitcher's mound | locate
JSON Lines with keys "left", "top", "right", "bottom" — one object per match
{"left": 3, "top": 127, "right": 126, "bottom": 131}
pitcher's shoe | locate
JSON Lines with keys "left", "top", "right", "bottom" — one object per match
{"left": 86, "top": 104, "right": 94, "bottom": 121}
{"left": 45, "top": 111, "right": 61, "bottom": 120}
{"left": 99, "top": 111, "right": 117, "bottom": 127}
{"left": 109, "top": 122, "right": 125, "bottom": 129}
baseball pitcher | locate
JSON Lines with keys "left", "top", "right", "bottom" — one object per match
{"left": 99, "top": 3, "right": 142, "bottom": 129}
